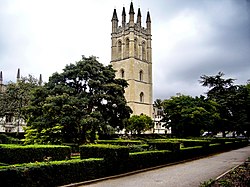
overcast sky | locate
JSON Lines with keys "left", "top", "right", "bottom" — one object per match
{"left": 1, "top": 0, "right": 250, "bottom": 100}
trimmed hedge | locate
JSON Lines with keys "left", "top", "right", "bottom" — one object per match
{"left": 96, "top": 139, "right": 143, "bottom": 146}
{"left": 0, "top": 134, "right": 20, "bottom": 144}
{"left": 0, "top": 158, "right": 108, "bottom": 187}
{"left": 128, "top": 144, "right": 149, "bottom": 152}
{"left": 147, "top": 141, "right": 181, "bottom": 152}
{"left": 0, "top": 144, "right": 71, "bottom": 164}
{"left": 80, "top": 144, "right": 129, "bottom": 161}
{"left": 128, "top": 150, "right": 175, "bottom": 170}
{"left": 0, "top": 139, "right": 248, "bottom": 186}
{"left": 181, "top": 140, "right": 210, "bottom": 148}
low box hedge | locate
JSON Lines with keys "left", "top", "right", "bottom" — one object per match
{"left": 128, "top": 150, "right": 175, "bottom": 170}
{"left": 0, "top": 158, "right": 108, "bottom": 187}
{"left": 179, "top": 146, "right": 204, "bottom": 159}
{"left": 147, "top": 141, "right": 181, "bottom": 152}
{"left": 0, "top": 140, "right": 248, "bottom": 186}
{"left": 0, "top": 144, "right": 71, "bottom": 164}
{"left": 127, "top": 144, "right": 149, "bottom": 152}
{"left": 181, "top": 140, "right": 210, "bottom": 148}
{"left": 96, "top": 139, "right": 143, "bottom": 146}
{"left": 80, "top": 144, "right": 129, "bottom": 161}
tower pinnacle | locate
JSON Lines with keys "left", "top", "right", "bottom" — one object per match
{"left": 0, "top": 71, "right": 2, "bottom": 84}
{"left": 17, "top": 68, "right": 20, "bottom": 82}
{"left": 146, "top": 11, "right": 151, "bottom": 34}
{"left": 137, "top": 8, "right": 142, "bottom": 26}
{"left": 111, "top": 9, "right": 118, "bottom": 33}
{"left": 122, "top": 7, "right": 126, "bottom": 27}
{"left": 129, "top": 2, "right": 135, "bottom": 26}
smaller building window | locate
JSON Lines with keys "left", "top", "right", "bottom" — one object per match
{"left": 120, "top": 69, "right": 125, "bottom": 78}
{"left": 140, "top": 92, "right": 144, "bottom": 103}
{"left": 142, "top": 41, "right": 146, "bottom": 61}
{"left": 139, "top": 70, "right": 143, "bottom": 81}
{"left": 6, "top": 114, "right": 13, "bottom": 123}
{"left": 125, "top": 38, "right": 129, "bottom": 58}
{"left": 118, "top": 40, "right": 122, "bottom": 60}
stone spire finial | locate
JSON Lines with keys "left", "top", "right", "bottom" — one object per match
{"left": 146, "top": 11, "right": 151, "bottom": 34}
{"left": 137, "top": 8, "right": 142, "bottom": 26}
{"left": 111, "top": 9, "right": 118, "bottom": 33}
{"left": 17, "top": 68, "right": 20, "bottom": 81}
{"left": 129, "top": 2, "right": 135, "bottom": 26}
{"left": 122, "top": 7, "right": 126, "bottom": 27}
{"left": 0, "top": 71, "right": 2, "bottom": 84}
{"left": 38, "top": 74, "right": 42, "bottom": 86}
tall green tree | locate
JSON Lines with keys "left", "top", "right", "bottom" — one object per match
{"left": 0, "top": 75, "right": 40, "bottom": 134}
{"left": 200, "top": 72, "right": 249, "bottom": 136}
{"left": 24, "top": 56, "right": 132, "bottom": 144}
{"left": 162, "top": 95, "right": 220, "bottom": 137}
{"left": 126, "top": 114, "right": 154, "bottom": 135}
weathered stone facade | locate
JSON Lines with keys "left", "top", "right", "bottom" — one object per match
{"left": 111, "top": 2, "right": 153, "bottom": 118}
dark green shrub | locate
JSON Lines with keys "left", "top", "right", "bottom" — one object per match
{"left": 0, "top": 134, "right": 20, "bottom": 144}
{"left": 80, "top": 144, "right": 129, "bottom": 161}
{"left": 63, "top": 143, "right": 79, "bottom": 153}
{"left": 128, "top": 150, "right": 174, "bottom": 170}
{"left": 0, "top": 158, "right": 108, "bottom": 187}
{"left": 182, "top": 140, "right": 210, "bottom": 148}
{"left": 179, "top": 146, "right": 204, "bottom": 159}
{"left": 96, "top": 139, "right": 143, "bottom": 146}
{"left": 0, "top": 144, "right": 71, "bottom": 164}
{"left": 147, "top": 141, "right": 181, "bottom": 152}
{"left": 128, "top": 144, "right": 149, "bottom": 152}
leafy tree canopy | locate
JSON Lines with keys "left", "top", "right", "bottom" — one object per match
{"left": 200, "top": 72, "right": 250, "bottom": 136}
{"left": 24, "top": 56, "right": 132, "bottom": 144}
{"left": 126, "top": 114, "right": 154, "bottom": 135}
{"left": 162, "top": 94, "right": 220, "bottom": 137}
{"left": 0, "top": 75, "right": 40, "bottom": 133}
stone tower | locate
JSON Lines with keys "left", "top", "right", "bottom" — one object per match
{"left": 111, "top": 2, "right": 153, "bottom": 118}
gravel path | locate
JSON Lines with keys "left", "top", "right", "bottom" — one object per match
{"left": 79, "top": 146, "right": 250, "bottom": 187}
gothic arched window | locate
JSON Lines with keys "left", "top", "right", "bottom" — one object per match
{"left": 118, "top": 40, "right": 122, "bottom": 60}
{"left": 142, "top": 41, "right": 146, "bottom": 61}
{"left": 125, "top": 38, "right": 129, "bottom": 58}
{"left": 134, "top": 38, "right": 138, "bottom": 58}
{"left": 139, "top": 70, "right": 143, "bottom": 81}
{"left": 120, "top": 69, "right": 125, "bottom": 78}
{"left": 140, "top": 92, "right": 144, "bottom": 103}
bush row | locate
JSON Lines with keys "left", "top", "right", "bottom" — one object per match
{"left": 0, "top": 134, "right": 20, "bottom": 144}
{"left": 0, "top": 139, "right": 248, "bottom": 186}
{"left": 147, "top": 141, "right": 181, "bottom": 152}
{"left": 0, "top": 144, "right": 71, "bottom": 164}
{"left": 0, "top": 158, "right": 108, "bottom": 187}
{"left": 80, "top": 144, "right": 129, "bottom": 161}
{"left": 96, "top": 139, "right": 143, "bottom": 145}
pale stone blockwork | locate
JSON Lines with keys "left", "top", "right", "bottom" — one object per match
{"left": 111, "top": 2, "right": 153, "bottom": 118}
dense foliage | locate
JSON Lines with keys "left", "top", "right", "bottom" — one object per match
{"left": 162, "top": 95, "right": 220, "bottom": 137}
{"left": 126, "top": 114, "right": 154, "bottom": 134}
{"left": 0, "top": 144, "right": 71, "bottom": 164}
{"left": 160, "top": 72, "right": 249, "bottom": 137}
{"left": 0, "top": 138, "right": 247, "bottom": 187}
{"left": 23, "top": 56, "right": 132, "bottom": 144}
{"left": 0, "top": 75, "right": 40, "bottom": 134}
{"left": 200, "top": 72, "right": 250, "bottom": 136}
